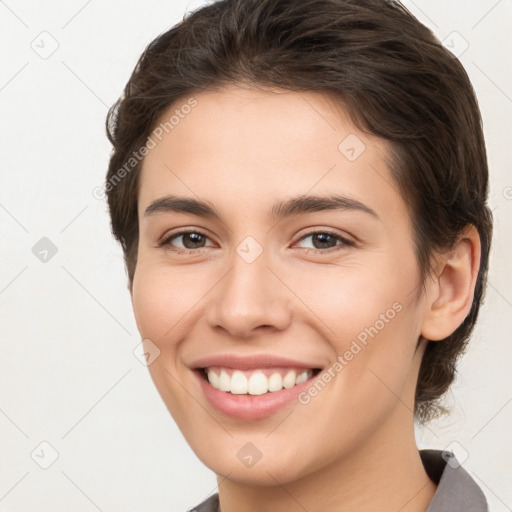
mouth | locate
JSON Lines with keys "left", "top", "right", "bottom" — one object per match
{"left": 189, "top": 354, "right": 325, "bottom": 420}
{"left": 199, "top": 366, "right": 322, "bottom": 395}
{"left": 192, "top": 362, "right": 323, "bottom": 420}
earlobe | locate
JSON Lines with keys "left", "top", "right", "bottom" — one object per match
{"left": 421, "top": 225, "right": 481, "bottom": 341}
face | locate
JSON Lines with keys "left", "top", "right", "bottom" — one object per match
{"left": 132, "top": 85, "right": 429, "bottom": 485}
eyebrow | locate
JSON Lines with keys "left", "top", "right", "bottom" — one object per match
{"left": 144, "top": 194, "right": 379, "bottom": 221}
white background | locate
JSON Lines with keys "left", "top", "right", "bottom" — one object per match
{"left": 1, "top": 0, "right": 511, "bottom": 510}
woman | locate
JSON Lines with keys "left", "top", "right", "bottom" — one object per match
{"left": 104, "top": 0, "right": 492, "bottom": 510}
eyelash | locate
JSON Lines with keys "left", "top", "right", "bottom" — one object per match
{"left": 158, "top": 228, "right": 355, "bottom": 255}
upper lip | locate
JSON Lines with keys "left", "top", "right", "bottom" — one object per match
{"left": 190, "top": 354, "right": 323, "bottom": 371}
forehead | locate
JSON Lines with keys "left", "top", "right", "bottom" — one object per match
{"left": 138, "top": 85, "right": 406, "bottom": 223}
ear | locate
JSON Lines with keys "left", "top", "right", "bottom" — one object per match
{"left": 421, "top": 225, "right": 481, "bottom": 341}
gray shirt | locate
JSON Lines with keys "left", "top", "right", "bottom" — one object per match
{"left": 189, "top": 449, "right": 488, "bottom": 511}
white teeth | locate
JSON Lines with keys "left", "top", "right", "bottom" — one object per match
{"left": 267, "top": 372, "right": 283, "bottom": 392}
{"left": 282, "top": 370, "right": 296, "bottom": 389}
{"left": 296, "top": 370, "right": 309, "bottom": 384}
{"left": 205, "top": 368, "right": 313, "bottom": 394}
{"left": 207, "top": 370, "right": 219, "bottom": 389}
{"left": 248, "top": 372, "right": 268, "bottom": 395}
{"left": 230, "top": 370, "right": 248, "bottom": 394}
{"left": 218, "top": 370, "right": 231, "bottom": 392}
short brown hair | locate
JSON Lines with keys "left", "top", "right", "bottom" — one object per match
{"left": 105, "top": 0, "right": 493, "bottom": 423}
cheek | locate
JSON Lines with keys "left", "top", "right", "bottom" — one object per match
{"left": 130, "top": 262, "right": 212, "bottom": 427}
{"left": 284, "top": 256, "right": 421, "bottom": 409}
{"left": 283, "top": 257, "right": 410, "bottom": 344}
{"left": 131, "top": 262, "right": 208, "bottom": 344}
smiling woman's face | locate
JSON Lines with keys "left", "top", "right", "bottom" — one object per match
{"left": 131, "top": 85, "right": 431, "bottom": 485}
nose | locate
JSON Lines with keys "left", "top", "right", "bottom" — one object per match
{"left": 205, "top": 249, "right": 292, "bottom": 339}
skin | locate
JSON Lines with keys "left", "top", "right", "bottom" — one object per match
{"left": 131, "top": 85, "right": 480, "bottom": 512}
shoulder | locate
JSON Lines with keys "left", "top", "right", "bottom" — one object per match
{"left": 421, "top": 449, "right": 488, "bottom": 512}
{"left": 187, "top": 493, "right": 219, "bottom": 512}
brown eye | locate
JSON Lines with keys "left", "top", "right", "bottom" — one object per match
{"left": 310, "top": 233, "right": 339, "bottom": 249}
{"left": 160, "top": 230, "right": 214, "bottom": 250}
{"left": 295, "top": 231, "right": 354, "bottom": 251}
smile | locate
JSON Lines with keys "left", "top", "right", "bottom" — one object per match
{"left": 203, "top": 366, "right": 316, "bottom": 395}
{"left": 190, "top": 354, "right": 324, "bottom": 419}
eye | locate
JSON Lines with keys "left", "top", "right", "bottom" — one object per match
{"left": 294, "top": 231, "right": 354, "bottom": 252}
{"left": 159, "top": 229, "right": 215, "bottom": 251}
{"left": 157, "top": 229, "right": 353, "bottom": 254}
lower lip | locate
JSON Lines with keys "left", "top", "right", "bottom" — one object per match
{"left": 194, "top": 370, "right": 315, "bottom": 420}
